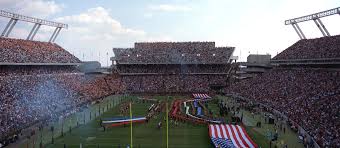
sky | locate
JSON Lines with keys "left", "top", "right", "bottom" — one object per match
{"left": 0, "top": 0, "right": 340, "bottom": 66}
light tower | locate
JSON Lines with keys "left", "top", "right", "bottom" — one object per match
{"left": 285, "top": 7, "right": 340, "bottom": 39}
{"left": 0, "top": 10, "right": 68, "bottom": 42}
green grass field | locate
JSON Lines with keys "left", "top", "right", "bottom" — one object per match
{"left": 20, "top": 95, "right": 304, "bottom": 148}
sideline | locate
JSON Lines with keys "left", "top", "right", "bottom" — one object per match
{"left": 6, "top": 95, "right": 124, "bottom": 148}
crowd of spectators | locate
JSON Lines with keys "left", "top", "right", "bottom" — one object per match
{"left": 113, "top": 42, "right": 234, "bottom": 64}
{"left": 113, "top": 42, "right": 233, "bottom": 93}
{"left": 224, "top": 68, "right": 340, "bottom": 147}
{"left": 0, "top": 38, "right": 122, "bottom": 146}
{"left": 122, "top": 74, "right": 227, "bottom": 93}
{"left": 117, "top": 64, "right": 230, "bottom": 74}
{"left": 0, "top": 72, "right": 124, "bottom": 144}
{"left": 0, "top": 37, "right": 80, "bottom": 63}
{"left": 273, "top": 35, "right": 340, "bottom": 60}
{"left": 5, "top": 36, "right": 340, "bottom": 148}
{"left": 267, "top": 35, "right": 340, "bottom": 147}
{"left": 134, "top": 42, "right": 216, "bottom": 50}
{"left": 0, "top": 65, "right": 78, "bottom": 76}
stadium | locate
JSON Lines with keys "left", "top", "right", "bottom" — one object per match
{"left": 0, "top": 3, "right": 339, "bottom": 148}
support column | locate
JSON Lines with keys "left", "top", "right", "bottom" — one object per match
{"left": 292, "top": 24, "right": 303, "bottom": 39}
{"left": 295, "top": 23, "right": 306, "bottom": 39}
{"left": 4, "top": 19, "right": 18, "bottom": 37}
{"left": 30, "top": 24, "right": 41, "bottom": 40}
{"left": 52, "top": 27, "right": 61, "bottom": 42}
{"left": 1, "top": 18, "right": 13, "bottom": 37}
{"left": 317, "top": 18, "right": 330, "bottom": 36}
{"left": 27, "top": 23, "right": 38, "bottom": 40}
{"left": 313, "top": 19, "right": 326, "bottom": 37}
{"left": 49, "top": 27, "right": 58, "bottom": 42}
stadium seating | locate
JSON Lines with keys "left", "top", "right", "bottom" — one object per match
{"left": 0, "top": 38, "right": 123, "bottom": 144}
{"left": 224, "top": 68, "right": 340, "bottom": 147}
{"left": 113, "top": 42, "right": 233, "bottom": 93}
{"left": 113, "top": 42, "right": 234, "bottom": 64}
{"left": 2, "top": 34, "right": 340, "bottom": 148}
{"left": 0, "top": 73, "right": 123, "bottom": 142}
{"left": 273, "top": 35, "right": 340, "bottom": 60}
{"left": 121, "top": 74, "right": 227, "bottom": 93}
{"left": 117, "top": 64, "right": 230, "bottom": 74}
{"left": 224, "top": 35, "right": 340, "bottom": 147}
{"left": 0, "top": 65, "right": 78, "bottom": 76}
{"left": 0, "top": 37, "right": 80, "bottom": 63}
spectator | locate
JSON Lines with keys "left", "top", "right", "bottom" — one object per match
{"left": 273, "top": 35, "right": 340, "bottom": 60}
{"left": 224, "top": 68, "right": 340, "bottom": 147}
{"left": 113, "top": 42, "right": 234, "bottom": 64}
{"left": 0, "top": 37, "right": 80, "bottom": 63}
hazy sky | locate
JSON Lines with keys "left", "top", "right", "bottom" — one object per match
{"left": 1, "top": 0, "right": 340, "bottom": 66}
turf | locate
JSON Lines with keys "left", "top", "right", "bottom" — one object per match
{"left": 45, "top": 97, "right": 213, "bottom": 148}
{"left": 217, "top": 96, "right": 304, "bottom": 148}
{"left": 20, "top": 95, "right": 304, "bottom": 148}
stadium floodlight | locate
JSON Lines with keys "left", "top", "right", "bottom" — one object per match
{"left": 285, "top": 7, "right": 339, "bottom": 39}
{"left": 0, "top": 10, "right": 68, "bottom": 42}
{"left": 285, "top": 7, "right": 340, "bottom": 25}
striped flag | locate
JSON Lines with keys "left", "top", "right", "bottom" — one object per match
{"left": 211, "top": 137, "right": 236, "bottom": 148}
{"left": 193, "top": 93, "right": 211, "bottom": 99}
{"left": 209, "top": 124, "right": 258, "bottom": 148}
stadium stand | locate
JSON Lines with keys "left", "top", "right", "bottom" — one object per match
{"left": 0, "top": 38, "right": 123, "bottom": 146}
{"left": 1, "top": 33, "right": 339, "bottom": 147}
{"left": 117, "top": 64, "right": 231, "bottom": 74}
{"left": 225, "top": 68, "right": 340, "bottom": 147}
{"left": 0, "top": 37, "right": 80, "bottom": 63}
{"left": 113, "top": 42, "right": 234, "bottom": 64}
{"left": 0, "top": 65, "right": 78, "bottom": 76}
{"left": 273, "top": 35, "right": 340, "bottom": 60}
{"left": 224, "top": 35, "right": 340, "bottom": 147}
{"left": 113, "top": 42, "right": 235, "bottom": 93}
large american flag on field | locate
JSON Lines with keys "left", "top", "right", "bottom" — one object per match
{"left": 209, "top": 124, "right": 258, "bottom": 148}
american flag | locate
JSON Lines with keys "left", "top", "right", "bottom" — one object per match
{"left": 209, "top": 124, "right": 258, "bottom": 148}
{"left": 211, "top": 137, "right": 236, "bottom": 148}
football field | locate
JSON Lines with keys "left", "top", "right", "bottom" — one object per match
{"left": 19, "top": 95, "right": 304, "bottom": 148}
